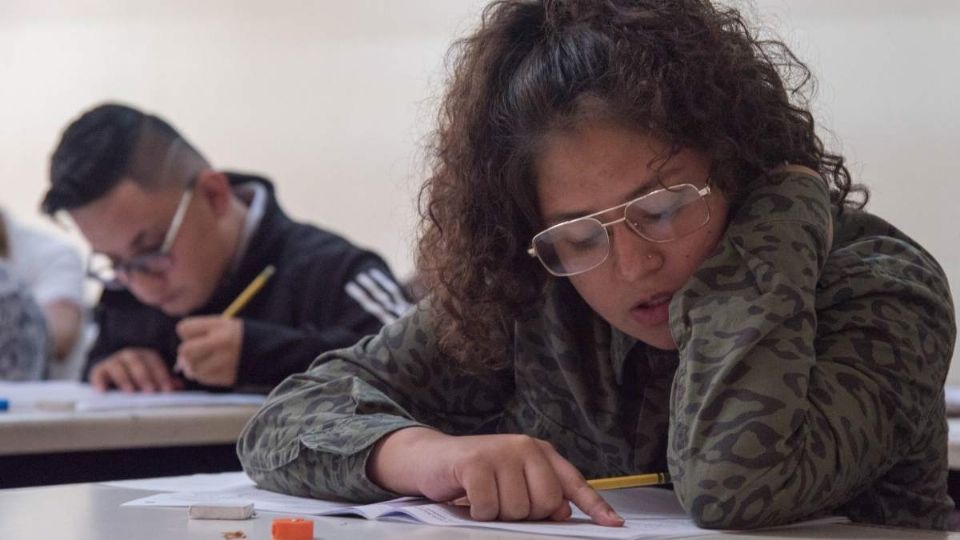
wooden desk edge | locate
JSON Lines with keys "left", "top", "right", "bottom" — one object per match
{"left": 0, "top": 405, "right": 259, "bottom": 455}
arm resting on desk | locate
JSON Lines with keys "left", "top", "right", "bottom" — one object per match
{"left": 667, "top": 172, "right": 954, "bottom": 529}
{"left": 238, "top": 304, "right": 510, "bottom": 502}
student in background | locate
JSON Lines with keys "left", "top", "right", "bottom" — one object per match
{"left": 0, "top": 221, "right": 50, "bottom": 380}
{"left": 42, "top": 103, "right": 411, "bottom": 393}
{"left": 238, "top": 0, "right": 954, "bottom": 531}
{"left": 0, "top": 210, "right": 85, "bottom": 378}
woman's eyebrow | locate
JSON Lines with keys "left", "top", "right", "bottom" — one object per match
{"left": 545, "top": 164, "right": 686, "bottom": 225}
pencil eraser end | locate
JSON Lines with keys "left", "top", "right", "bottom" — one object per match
{"left": 271, "top": 517, "right": 313, "bottom": 540}
{"left": 188, "top": 502, "right": 254, "bottom": 520}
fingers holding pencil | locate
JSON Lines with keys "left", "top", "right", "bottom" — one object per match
{"left": 222, "top": 265, "right": 275, "bottom": 318}
{"left": 175, "top": 316, "right": 244, "bottom": 386}
{"left": 173, "top": 264, "right": 275, "bottom": 386}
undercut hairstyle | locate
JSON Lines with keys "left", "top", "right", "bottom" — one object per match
{"left": 42, "top": 103, "right": 209, "bottom": 215}
{"left": 416, "top": 0, "right": 868, "bottom": 372}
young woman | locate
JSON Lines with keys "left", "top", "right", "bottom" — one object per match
{"left": 238, "top": 0, "right": 954, "bottom": 530}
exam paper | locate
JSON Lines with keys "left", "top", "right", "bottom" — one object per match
{"left": 73, "top": 391, "right": 265, "bottom": 411}
{"left": 124, "top": 482, "right": 844, "bottom": 539}
{"left": 104, "top": 472, "right": 255, "bottom": 492}
{"left": 125, "top": 484, "right": 399, "bottom": 517}
{"left": 0, "top": 381, "right": 96, "bottom": 409}
{"left": 384, "top": 500, "right": 697, "bottom": 539}
{"left": 0, "top": 381, "right": 264, "bottom": 411}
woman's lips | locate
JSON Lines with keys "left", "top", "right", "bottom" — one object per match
{"left": 629, "top": 294, "right": 672, "bottom": 326}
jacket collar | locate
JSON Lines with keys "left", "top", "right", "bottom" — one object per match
{"left": 195, "top": 172, "right": 291, "bottom": 314}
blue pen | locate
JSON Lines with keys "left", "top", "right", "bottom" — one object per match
{"left": 0, "top": 398, "right": 9, "bottom": 412}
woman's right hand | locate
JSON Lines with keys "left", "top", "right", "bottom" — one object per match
{"left": 367, "top": 427, "right": 624, "bottom": 526}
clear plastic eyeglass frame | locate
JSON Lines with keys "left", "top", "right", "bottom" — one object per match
{"left": 87, "top": 186, "right": 195, "bottom": 288}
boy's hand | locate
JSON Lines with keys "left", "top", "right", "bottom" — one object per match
{"left": 90, "top": 347, "right": 182, "bottom": 393}
{"left": 175, "top": 316, "right": 243, "bottom": 387}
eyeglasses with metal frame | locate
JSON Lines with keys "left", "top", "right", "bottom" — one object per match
{"left": 527, "top": 182, "right": 712, "bottom": 277}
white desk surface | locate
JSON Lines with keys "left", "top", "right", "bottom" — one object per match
{"left": 0, "top": 405, "right": 259, "bottom": 455}
{"left": 0, "top": 482, "right": 956, "bottom": 540}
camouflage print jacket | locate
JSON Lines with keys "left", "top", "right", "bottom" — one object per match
{"left": 238, "top": 169, "right": 955, "bottom": 530}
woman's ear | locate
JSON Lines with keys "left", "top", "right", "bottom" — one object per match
{"left": 195, "top": 170, "right": 233, "bottom": 218}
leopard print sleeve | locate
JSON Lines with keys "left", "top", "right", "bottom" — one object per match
{"left": 0, "top": 262, "right": 49, "bottom": 380}
{"left": 667, "top": 169, "right": 954, "bottom": 529}
{"left": 237, "top": 303, "right": 512, "bottom": 503}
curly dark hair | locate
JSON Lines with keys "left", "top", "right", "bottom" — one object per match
{"left": 417, "top": 0, "right": 867, "bottom": 371}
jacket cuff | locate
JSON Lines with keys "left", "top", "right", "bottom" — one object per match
{"left": 244, "top": 413, "right": 426, "bottom": 503}
{"left": 302, "top": 415, "right": 426, "bottom": 503}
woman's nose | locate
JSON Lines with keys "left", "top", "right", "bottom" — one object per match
{"left": 609, "top": 224, "right": 663, "bottom": 281}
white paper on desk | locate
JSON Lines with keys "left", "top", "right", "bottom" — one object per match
{"left": 74, "top": 391, "right": 265, "bottom": 411}
{"left": 385, "top": 487, "right": 699, "bottom": 539}
{"left": 126, "top": 484, "right": 680, "bottom": 517}
{"left": 0, "top": 381, "right": 265, "bottom": 411}
{"left": 386, "top": 504, "right": 693, "bottom": 539}
{"left": 126, "top": 490, "right": 661, "bottom": 538}
{"left": 125, "top": 484, "right": 392, "bottom": 516}
{"left": 125, "top": 482, "right": 847, "bottom": 539}
{"left": 360, "top": 493, "right": 846, "bottom": 538}
{"left": 0, "top": 381, "right": 97, "bottom": 409}
{"left": 127, "top": 485, "right": 713, "bottom": 538}
{"left": 104, "top": 472, "right": 255, "bottom": 492}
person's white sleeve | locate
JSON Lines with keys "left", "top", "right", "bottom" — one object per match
{"left": 7, "top": 219, "right": 84, "bottom": 306}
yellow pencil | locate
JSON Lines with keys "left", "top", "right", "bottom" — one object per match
{"left": 173, "top": 265, "right": 276, "bottom": 375}
{"left": 222, "top": 265, "right": 276, "bottom": 318}
{"left": 587, "top": 472, "right": 671, "bottom": 491}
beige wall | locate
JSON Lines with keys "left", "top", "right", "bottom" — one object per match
{"left": 751, "top": 1, "right": 960, "bottom": 383}
{"left": 0, "top": 0, "right": 489, "bottom": 280}
{"left": 3, "top": 1, "right": 959, "bottom": 379}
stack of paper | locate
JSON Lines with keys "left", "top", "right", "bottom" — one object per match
{"left": 118, "top": 473, "right": 846, "bottom": 539}
{"left": 0, "top": 381, "right": 264, "bottom": 412}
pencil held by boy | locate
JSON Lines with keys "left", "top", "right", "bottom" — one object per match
{"left": 43, "top": 104, "right": 411, "bottom": 393}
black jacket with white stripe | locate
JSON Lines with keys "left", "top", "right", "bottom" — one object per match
{"left": 85, "top": 173, "right": 411, "bottom": 392}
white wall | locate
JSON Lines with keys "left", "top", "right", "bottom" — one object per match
{"left": 0, "top": 0, "right": 489, "bottom": 280}
{"left": 750, "top": 0, "right": 960, "bottom": 382}
{"left": 3, "top": 1, "right": 959, "bottom": 380}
